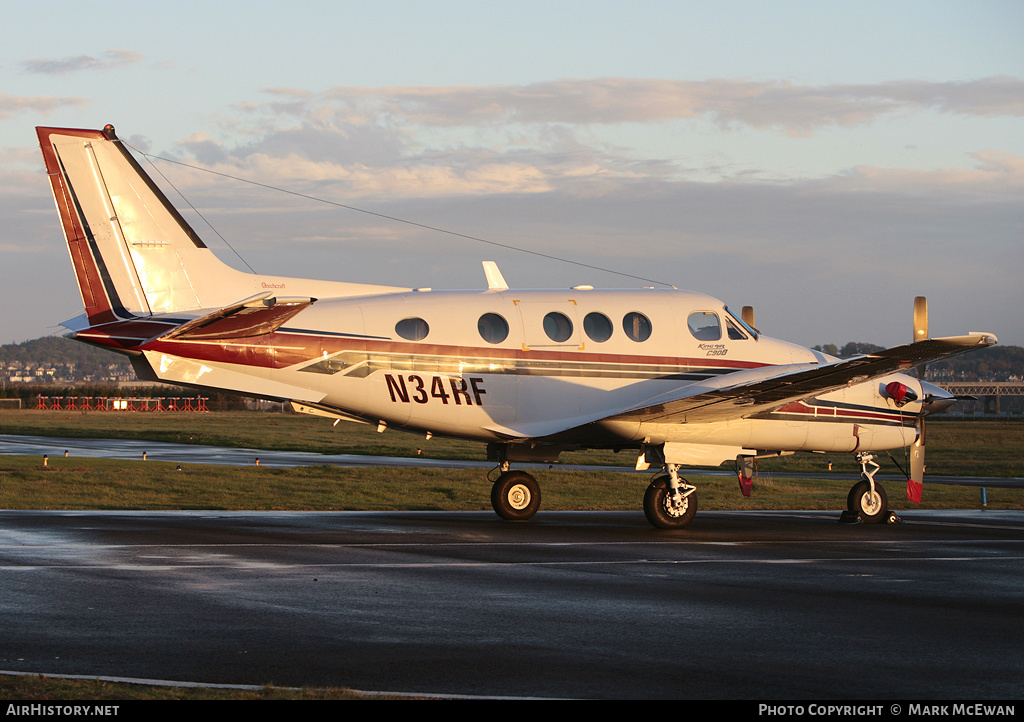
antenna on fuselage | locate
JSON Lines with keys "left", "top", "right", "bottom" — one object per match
{"left": 482, "top": 261, "right": 509, "bottom": 291}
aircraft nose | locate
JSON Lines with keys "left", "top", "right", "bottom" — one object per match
{"left": 920, "top": 380, "right": 956, "bottom": 415}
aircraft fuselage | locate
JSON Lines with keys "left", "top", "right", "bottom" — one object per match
{"left": 77, "top": 286, "right": 925, "bottom": 464}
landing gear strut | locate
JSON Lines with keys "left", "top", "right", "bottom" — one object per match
{"left": 841, "top": 453, "right": 898, "bottom": 524}
{"left": 643, "top": 464, "right": 697, "bottom": 529}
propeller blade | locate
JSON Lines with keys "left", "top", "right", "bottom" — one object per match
{"left": 908, "top": 417, "right": 925, "bottom": 503}
{"left": 913, "top": 296, "right": 929, "bottom": 342}
{"left": 742, "top": 305, "right": 756, "bottom": 331}
{"left": 913, "top": 296, "right": 929, "bottom": 378}
{"left": 909, "top": 294, "right": 928, "bottom": 503}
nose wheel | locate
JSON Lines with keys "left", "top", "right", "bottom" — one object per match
{"left": 847, "top": 479, "right": 888, "bottom": 522}
{"left": 841, "top": 453, "right": 897, "bottom": 524}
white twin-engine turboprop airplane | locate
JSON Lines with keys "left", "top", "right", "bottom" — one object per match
{"left": 36, "top": 124, "right": 997, "bottom": 528}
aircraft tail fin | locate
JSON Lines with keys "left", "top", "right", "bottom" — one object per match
{"left": 37, "top": 125, "right": 230, "bottom": 322}
{"left": 37, "top": 124, "right": 407, "bottom": 327}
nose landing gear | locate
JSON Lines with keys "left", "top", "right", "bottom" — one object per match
{"left": 840, "top": 453, "right": 900, "bottom": 524}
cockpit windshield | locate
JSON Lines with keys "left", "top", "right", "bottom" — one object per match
{"left": 724, "top": 307, "right": 759, "bottom": 340}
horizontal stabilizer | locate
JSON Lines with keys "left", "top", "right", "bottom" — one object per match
{"left": 160, "top": 293, "right": 315, "bottom": 341}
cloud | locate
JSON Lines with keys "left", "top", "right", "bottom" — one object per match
{"left": 275, "top": 77, "right": 1024, "bottom": 136}
{"left": 838, "top": 150, "right": 1024, "bottom": 195}
{"left": 152, "top": 74, "right": 1024, "bottom": 205}
{"left": 183, "top": 152, "right": 554, "bottom": 199}
{"left": 0, "top": 93, "right": 88, "bottom": 119}
{"left": 166, "top": 112, "right": 650, "bottom": 200}
{"left": 22, "top": 49, "right": 143, "bottom": 75}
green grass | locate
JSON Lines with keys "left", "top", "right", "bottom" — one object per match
{"left": 1, "top": 411, "right": 1022, "bottom": 476}
{"left": 0, "top": 410, "right": 1020, "bottom": 512}
{"left": 0, "top": 407, "right": 1019, "bottom": 510}
{"left": 1, "top": 453, "right": 1019, "bottom": 512}
{"left": 0, "top": 409, "right": 489, "bottom": 460}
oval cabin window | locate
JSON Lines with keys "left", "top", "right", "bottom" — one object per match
{"left": 543, "top": 312, "right": 573, "bottom": 343}
{"left": 478, "top": 313, "right": 509, "bottom": 344}
{"left": 622, "top": 312, "right": 652, "bottom": 342}
{"left": 584, "top": 312, "right": 613, "bottom": 343}
{"left": 395, "top": 317, "right": 429, "bottom": 341}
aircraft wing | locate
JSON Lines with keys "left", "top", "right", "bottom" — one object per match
{"left": 608, "top": 333, "right": 997, "bottom": 425}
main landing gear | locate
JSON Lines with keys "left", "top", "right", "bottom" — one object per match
{"left": 840, "top": 452, "right": 900, "bottom": 524}
{"left": 488, "top": 462, "right": 698, "bottom": 529}
{"left": 643, "top": 464, "right": 697, "bottom": 529}
{"left": 490, "top": 469, "right": 541, "bottom": 521}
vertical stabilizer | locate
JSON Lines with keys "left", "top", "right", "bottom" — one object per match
{"left": 38, "top": 125, "right": 411, "bottom": 324}
{"left": 38, "top": 125, "right": 212, "bottom": 320}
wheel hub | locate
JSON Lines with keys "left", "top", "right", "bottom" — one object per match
{"left": 507, "top": 484, "right": 531, "bottom": 510}
{"left": 860, "top": 491, "right": 883, "bottom": 516}
{"left": 663, "top": 493, "right": 689, "bottom": 518}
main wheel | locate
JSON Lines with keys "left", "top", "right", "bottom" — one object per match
{"left": 847, "top": 480, "right": 888, "bottom": 523}
{"left": 491, "top": 471, "right": 541, "bottom": 520}
{"left": 643, "top": 476, "right": 697, "bottom": 529}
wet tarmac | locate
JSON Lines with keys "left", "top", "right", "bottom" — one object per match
{"left": 1, "top": 507, "right": 1022, "bottom": 699}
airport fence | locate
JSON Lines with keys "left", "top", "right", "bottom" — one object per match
{"left": 34, "top": 396, "right": 209, "bottom": 412}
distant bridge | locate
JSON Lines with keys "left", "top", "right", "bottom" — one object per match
{"left": 935, "top": 382, "right": 1024, "bottom": 416}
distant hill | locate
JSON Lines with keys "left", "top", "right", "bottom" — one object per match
{"left": 923, "top": 344, "right": 1024, "bottom": 382}
{"left": 0, "top": 337, "right": 247, "bottom": 410}
{"left": 1, "top": 336, "right": 132, "bottom": 381}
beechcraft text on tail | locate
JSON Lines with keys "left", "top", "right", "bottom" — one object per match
{"left": 35, "top": 124, "right": 997, "bottom": 528}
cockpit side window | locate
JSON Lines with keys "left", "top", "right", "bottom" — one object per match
{"left": 726, "top": 318, "right": 748, "bottom": 340}
{"left": 724, "top": 306, "right": 759, "bottom": 339}
{"left": 687, "top": 311, "right": 721, "bottom": 341}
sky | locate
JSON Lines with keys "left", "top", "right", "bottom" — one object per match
{"left": 2, "top": 0, "right": 1022, "bottom": 349}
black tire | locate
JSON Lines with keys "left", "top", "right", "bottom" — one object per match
{"left": 847, "top": 480, "right": 888, "bottom": 523}
{"left": 643, "top": 476, "right": 697, "bottom": 529}
{"left": 491, "top": 471, "right": 541, "bottom": 520}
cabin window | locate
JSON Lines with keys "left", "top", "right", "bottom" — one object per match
{"left": 584, "top": 312, "right": 613, "bottom": 343}
{"left": 395, "top": 317, "right": 429, "bottom": 341}
{"left": 687, "top": 312, "right": 721, "bottom": 341}
{"left": 478, "top": 313, "right": 509, "bottom": 344}
{"left": 543, "top": 312, "right": 573, "bottom": 343}
{"left": 622, "top": 312, "right": 652, "bottom": 342}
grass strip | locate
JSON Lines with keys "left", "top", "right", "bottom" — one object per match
{"left": 1, "top": 455, "right": 1017, "bottom": 511}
